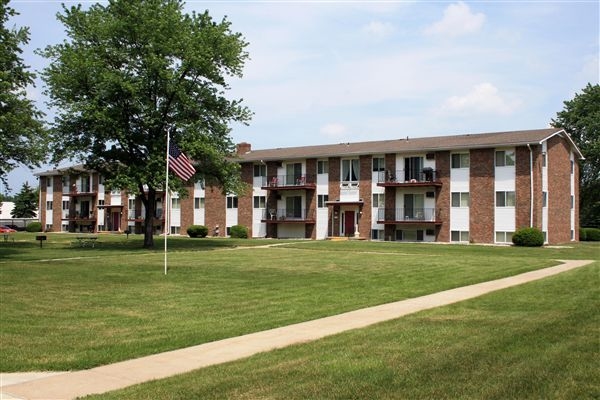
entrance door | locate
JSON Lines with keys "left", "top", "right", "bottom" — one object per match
{"left": 344, "top": 211, "right": 355, "bottom": 236}
{"left": 111, "top": 212, "right": 120, "bottom": 231}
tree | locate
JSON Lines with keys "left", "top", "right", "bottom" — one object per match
{"left": 11, "top": 181, "right": 38, "bottom": 218}
{"left": 0, "top": 0, "right": 47, "bottom": 188}
{"left": 551, "top": 83, "right": 600, "bottom": 228}
{"left": 39, "top": 0, "right": 252, "bottom": 248}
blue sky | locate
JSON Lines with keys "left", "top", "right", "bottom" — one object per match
{"left": 4, "top": 0, "right": 599, "bottom": 194}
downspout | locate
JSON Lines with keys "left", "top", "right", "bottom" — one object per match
{"left": 527, "top": 144, "right": 533, "bottom": 227}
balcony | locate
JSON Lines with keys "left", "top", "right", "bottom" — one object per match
{"left": 377, "top": 168, "right": 441, "bottom": 187}
{"left": 376, "top": 208, "right": 441, "bottom": 225}
{"left": 261, "top": 208, "right": 316, "bottom": 224}
{"left": 62, "top": 212, "right": 97, "bottom": 222}
{"left": 261, "top": 175, "right": 316, "bottom": 190}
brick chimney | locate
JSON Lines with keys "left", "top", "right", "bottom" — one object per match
{"left": 236, "top": 142, "right": 251, "bottom": 155}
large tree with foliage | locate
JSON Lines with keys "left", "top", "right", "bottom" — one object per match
{"left": 551, "top": 83, "right": 600, "bottom": 228}
{"left": 0, "top": 0, "right": 47, "bottom": 187}
{"left": 11, "top": 181, "right": 38, "bottom": 218}
{"left": 39, "top": 0, "right": 251, "bottom": 247}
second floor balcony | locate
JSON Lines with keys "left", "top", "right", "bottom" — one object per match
{"left": 261, "top": 208, "right": 316, "bottom": 223}
{"left": 377, "top": 168, "right": 441, "bottom": 187}
{"left": 261, "top": 175, "right": 316, "bottom": 190}
{"left": 376, "top": 208, "right": 441, "bottom": 224}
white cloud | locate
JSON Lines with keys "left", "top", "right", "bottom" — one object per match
{"left": 320, "top": 123, "right": 348, "bottom": 138}
{"left": 439, "top": 83, "right": 521, "bottom": 115}
{"left": 424, "top": 2, "right": 485, "bottom": 37}
{"left": 361, "top": 21, "right": 396, "bottom": 39}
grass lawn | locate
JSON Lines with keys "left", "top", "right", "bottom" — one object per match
{"left": 1, "top": 233, "right": 598, "bottom": 374}
{"left": 86, "top": 261, "right": 599, "bottom": 400}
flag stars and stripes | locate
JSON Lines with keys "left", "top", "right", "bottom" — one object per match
{"left": 168, "top": 140, "right": 196, "bottom": 181}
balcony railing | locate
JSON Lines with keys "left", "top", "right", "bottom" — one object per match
{"left": 70, "top": 184, "right": 93, "bottom": 193}
{"left": 261, "top": 175, "right": 316, "bottom": 189}
{"left": 63, "top": 212, "right": 97, "bottom": 220}
{"left": 262, "top": 208, "right": 315, "bottom": 222}
{"left": 377, "top": 168, "right": 439, "bottom": 184}
{"left": 377, "top": 208, "right": 438, "bottom": 222}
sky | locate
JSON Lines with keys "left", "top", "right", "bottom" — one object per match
{"left": 3, "top": 0, "right": 599, "bottom": 194}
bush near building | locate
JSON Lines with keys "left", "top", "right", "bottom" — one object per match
{"left": 230, "top": 225, "right": 248, "bottom": 239}
{"left": 26, "top": 222, "right": 42, "bottom": 232}
{"left": 580, "top": 227, "right": 600, "bottom": 241}
{"left": 187, "top": 225, "right": 208, "bottom": 238}
{"left": 512, "top": 227, "right": 544, "bottom": 247}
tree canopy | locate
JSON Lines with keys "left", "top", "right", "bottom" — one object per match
{"left": 11, "top": 181, "right": 38, "bottom": 218}
{"left": 0, "top": 0, "right": 47, "bottom": 188}
{"left": 551, "top": 83, "right": 600, "bottom": 227}
{"left": 39, "top": 0, "right": 252, "bottom": 247}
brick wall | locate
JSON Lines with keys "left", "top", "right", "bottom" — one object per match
{"left": 305, "top": 158, "right": 317, "bottom": 239}
{"left": 469, "top": 149, "right": 495, "bottom": 243}
{"left": 205, "top": 184, "right": 226, "bottom": 237}
{"left": 238, "top": 163, "right": 254, "bottom": 236}
{"left": 180, "top": 183, "right": 195, "bottom": 235}
{"left": 547, "top": 135, "right": 573, "bottom": 243}
{"left": 51, "top": 176, "right": 62, "bottom": 232}
{"left": 435, "top": 151, "right": 450, "bottom": 242}
{"left": 328, "top": 157, "right": 341, "bottom": 237}
{"left": 358, "top": 155, "right": 372, "bottom": 238}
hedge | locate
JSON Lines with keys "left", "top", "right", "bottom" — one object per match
{"left": 512, "top": 227, "right": 544, "bottom": 247}
{"left": 229, "top": 225, "right": 248, "bottom": 239}
{"left": 580, "top": 227, "right": 600, "bottom": 241}
{"left": 187, "top": 225, "right": 208, "bottom": 238}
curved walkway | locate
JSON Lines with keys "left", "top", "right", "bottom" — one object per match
{"left": 1, "top": 259, "right": 594, "bottom": 400}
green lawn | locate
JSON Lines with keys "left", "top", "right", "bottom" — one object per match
{"left": 87, "top": 262, "right": 599, "bottom": 400}
{"left": 1, "top": 233, "right": 598, "bottom": 374}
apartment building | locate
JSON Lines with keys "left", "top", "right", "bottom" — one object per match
{"left": 36, "top": 128, "right": 582, "bottom": 244}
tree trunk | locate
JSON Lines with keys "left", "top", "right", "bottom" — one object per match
{"left": 143, "top": 188, "right": 156, "bottom": 248}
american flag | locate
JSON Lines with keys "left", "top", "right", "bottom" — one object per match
{"left": 168, "top": 140, "right": 196, "bottom": 181}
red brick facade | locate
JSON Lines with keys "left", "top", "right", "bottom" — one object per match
{"left": 469, "top": 149, "right": 495, "bottom": 243}
{"left": 435, "top": 151, "right": 450, "bottom": 242}
{"left": 547, "top": 135, "right": 575, "bottom": 243}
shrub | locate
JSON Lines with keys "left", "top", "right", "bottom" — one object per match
{"left": 229, "top": 225, "right": 248, "bottom": 239}
{"left": 512, "top": 227, "right": 544, "bottom": 247}
{"left": 26, "top": 221, "right": 42, "bottom": 232}
{"left": 581, "top": 227, "right": 600, "bottom": 241}
{"left": 187, "top": 225, "right": 208, "bottom": 238}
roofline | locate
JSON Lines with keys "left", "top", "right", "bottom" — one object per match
{"left": 540, "top": 129, "right": 585, "bottom": 159}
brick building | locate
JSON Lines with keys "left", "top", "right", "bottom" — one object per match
{"left": 36, "top": 128, "right": 582, "bottom": 244}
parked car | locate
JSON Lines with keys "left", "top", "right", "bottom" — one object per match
{"left": 0, "top": 225, "right": 17, "bottom": 233}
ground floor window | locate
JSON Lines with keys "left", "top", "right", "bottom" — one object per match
{"left": 170, "top": 226, "right": 180, "bottom": 235}
{"left": 451, "top": 230, "right": 469, "bottom": 242}
{"left": 61, "top": 224, "right": 69, "bottom": 232}
{"left": 495, "top": 231, "right": 513, "bottom": 243}
{"left": 371, "top": 229, "right": 385, "bottom": 240}
{"left": 97, "top": 225, "right": 106, "bottom": 232}
{"left": 396, "top": 229, "right": 424, "bottom": 241}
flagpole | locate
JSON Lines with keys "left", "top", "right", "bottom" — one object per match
{"left": 164, "top": 130, "right": 170, "bottom": 276}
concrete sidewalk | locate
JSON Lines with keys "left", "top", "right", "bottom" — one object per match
{"left": 2, "top": 259, "right": 594, "bottom": 400}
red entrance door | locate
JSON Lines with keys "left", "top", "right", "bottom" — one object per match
{"left": 344, "top": 211, "right": 355, "bottom": 237}
{"left": 112, "top": 212, "right": 120, "bottom": 232}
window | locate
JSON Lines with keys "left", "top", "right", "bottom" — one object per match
{"left": 318, "top": 194, "right": 329, "bottom": 208}
{"left": 451, "top": 230, "right": 470, "bottom": 242}
{"left": 46, "top": 176, "right": 53, "bottom": 187}
{"left": 227, "top": 196, "right": 238, "bottom": 209}
{"left": 97, "top": 199, "right": 104, "bottom": 206}
{"left": 286, "top": 163, "right": 302, "bottom": 186}
{"left": 171, "top": 198, "right": 180, "bottom": 209}
{"left": 317, "top": 160, "right": 329, "bottom": 174}
{"left": 194, "top": 197, "right": 205, "bottom": 209}
{"left": 571, "top": 160, "right": 574, "bottom": 174}
{"left": 495, "top": 150, "right": 515, "bottom": 167}
{"left": 170, "top": 226, "right": 180, "bottom": 235}
{"left": 286, "top": 196, "right": 302, "bottom": 218}
{"left": 46, "top": 201, "right": 53, "bottom": 210}
{"left": 253, "top": 196, "right": 266, "bottom": 208}
{"left": 62, "top": 176, "right": 69, "bottom": 189}
{"left": 542, "top": 153, "right": 547, "bottom": 167}
{"left": 253, "top": 164, "right": 266, "bottom": 177}
{"left": 571, "top": 195, "right": 574, "bottom": 209}
{"left": 451, "top": 153, "right": 470, "bottom": 169}
{"left": 341, "top": 159, "right": 359, "bottom": 185}
{"left": 372, "top": 157, "right": 385, "bottom": 172}
{"left": 98, "top": 175, "right": 104, "bottom": 185}
{"left": 404, "top": 157, "right": 423, "bottom": 181}
{"left": 496, "top": 191, "right": 515, "bottom": 207}
{"left": 451, "top": 192, "right": 470, "bottom": 207}
{"left": 62, "top": 200, "right": 70, "bottom": 210}
{"left": 371, "top": 229, "right": 385, "bottom": 240}
{"left": 542, "top": 191, "right": 547, "bottom": 207}
{"left": 372, "top": 193, "right": 385, "bottom": 208}
{"left": 495, "top": 231, "right": 514, "bottom": 243}
{"left": 396, "top": 229, "right": 424, "bottom": 241}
